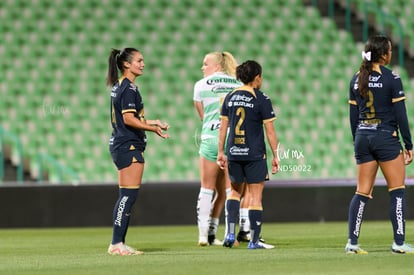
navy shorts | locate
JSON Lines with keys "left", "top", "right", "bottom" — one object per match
{"left": 110, "top": 146, "right": 145, "bottom": 170}
{"left": 354, "top": 129, "right": 402, "bottom": 164}
{"left": 227, "top": 159, "right": 269, "bottom": 184}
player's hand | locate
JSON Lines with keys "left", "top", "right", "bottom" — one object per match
{"left": 159, "top": 121, "right": 169, "bottom": 131}
{"left": 151, "top": 119, "right": 169, "bottom": 131}
{"left": 153, "top": 125, "right": 169, "bottom": 139}
{"left": 404, "top": 150, "right": 413, "bottom": 165}
{"left": 216, "top": 153, "right": 227, "bottom": 170}
{"left": 271, "top": 156, "right": 279, "bottom": 174}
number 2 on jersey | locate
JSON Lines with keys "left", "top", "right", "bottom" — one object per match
{"left": 235, "top": 107, "right": 245, "bottom": 135}
{"left": 366, "top": 90, "right": 375, "bottom": 119}
{"left": 233, "top": 107, "right": 245, "bottom": 144}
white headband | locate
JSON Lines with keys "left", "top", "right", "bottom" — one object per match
{"left": 361, "top": 51, "right": 372, "bottom": 61}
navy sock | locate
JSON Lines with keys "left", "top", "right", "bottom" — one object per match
{"left": 226, "top": 199, "right": 240, "bottom": 235}
{"left": 348, "top": 194, "right": 369, "bottom": 245}
{"left": 389, "top": 188, "right": 405, "bottom": 245}
{"left": 111, "top": 188, "right": 139, "bottom": 244}
{"left": 249, "top": 209, "right": 263, "bottom": 243}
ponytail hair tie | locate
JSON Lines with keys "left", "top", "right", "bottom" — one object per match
{"left": 361, "top": 51, "right": 371, "bottom": 61}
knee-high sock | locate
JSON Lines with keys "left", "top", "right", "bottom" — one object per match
{"left": 226, "top": 198, "right": 240, "bottom": 235}
{"left": 111, "top": 187, "right": 139, "bottom": 244}
{"left": 197, "top": 187, "right": 214, "bottom": 238}
{"left": 208, "top": 217, "right": 219, "bottom": 236}
{"left": 249, "top": 208, "right": 263, "bottom": 243}
{"left": 347, "top": 193, "right": 369, "bottom": 245}
{"left": 389, "top": 187, "right": 406, "bottom": 245}
{"left": 224, "top": 188, "right": 231, "bottom": 237}
{"left": 239, "top": 208, "right": 250, "bottom": 232}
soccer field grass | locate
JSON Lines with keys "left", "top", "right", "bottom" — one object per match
{"left": 1, "top": 221, "right": 414, "bottom": 275}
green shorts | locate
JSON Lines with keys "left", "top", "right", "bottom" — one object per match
{"left": 199, "top": 138, "right": 219, "bottom": 162}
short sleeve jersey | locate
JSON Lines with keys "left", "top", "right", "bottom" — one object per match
{"left": 221, "top": 87, "right": 276, "bottom": 161}
{"left": 348, "top": 65, "right": 405, "bottom": 132}
{"left": 193, "top": 72, "right": 242, "bottom": 143}
{"left": 109, "top": 77, "right": 147, "bottom": 151}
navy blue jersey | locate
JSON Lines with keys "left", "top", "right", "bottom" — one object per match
{"left": 221, "top": 86, "right": 276, "bottom": 161}
{"left": 109, "top": 77, "right": 147, "bottom": 151}
{"left": 348, "top": 65, "right": 412, "bottom": 149}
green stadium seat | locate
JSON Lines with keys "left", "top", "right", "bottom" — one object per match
{"left": 2, "top": 0, "right": 414, "bottom": 182}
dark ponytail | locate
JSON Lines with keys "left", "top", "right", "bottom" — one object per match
{"left": 358, "top": 35, "right": 391, "bottom": 98}
{"left": 106, "top": 47, "right": 140, "bottom": 86}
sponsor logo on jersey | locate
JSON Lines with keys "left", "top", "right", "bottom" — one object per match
{"left": 392, "top": 71, "right": 401, "bottom": 79}
{"left": 129, "top": 83, "right": 137, "bottom": 91}
{"left": 212, "top": 86, "right": 237, "bottom": 93}
{"left": 230, "top": 101, "right": 254, "bottom": 108}
{"left": 206, "top": 78, "right": 239, "bottom": 85}
{"left": 230, "top": 94, "right": 254, "bottom": 102}
{"left": 368, "top": 82, "right": 383, "bottom": 88}
{"left": 229, "top": 146, "right": 249, "bottom": 155}
{"left": 369, "top": 75, "right": 381, "bottom": 82}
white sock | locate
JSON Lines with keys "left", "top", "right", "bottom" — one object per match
{"left": 239, "top": 208, "right": 250, "bottom": 232}
{"left": 224, "top": 188, "right": 231, "bottom": 237}
{"left": 197, "top": 187, "right": 214, "bottom": 239}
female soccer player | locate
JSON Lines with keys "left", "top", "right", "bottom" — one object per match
{"left": 346, "top": 35, "right": 414, "bottom": 254}
{"left": 217, "top": 60, "right": 280, "bottom": 249}
{"left": 106, "top": 48, "right": 169, "bottom": 255}
{"left": 193, "top": 51, "right": 241, "bottom": 246}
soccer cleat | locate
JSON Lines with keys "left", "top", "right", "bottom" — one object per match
{"left": 237, "top": 231, "right": 251, "bottom": 242}
{"left": 124, "top": 244, "right": 144, "bottom": 255}
{"left": 247, "top": 241, "right": 273, "bottom": 249}
{"left": 198, "top": 236, "right": 208, "bottom": 247}
{"left": 108, "top": 243, "right": 143, "bottom": 256}
{"left": 223, "top": 233, "right": 236, "bottom": 248}
{"left": 257, "top": 241, "right": 275, "bottom": 249}
{"left": 208, "top": 235, "right": 222, "bottom": 246}
{"left": 391, "top": 242, "right": 414, "bottom": 254}
{"left": 345, "top": 242, "right": 368, "bottom": 254}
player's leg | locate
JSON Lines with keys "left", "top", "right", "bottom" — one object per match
{"left": 223, "top": 181, "right": 243, "bottom": 247}
{"left": 109, "top": 159, "right": 144, "bottom": 256}
{"left": 237, "top": 183, "right": 251, "bottom": 242}
{"left": 197, "top": 156, "right": 219, "bottom": 246}
{"left": 208, "top": 168, "right": 229, "bottom": 245}
{"left": 380, "top": 153, "right": 414, "bottom": 253}
{"left": 244, "top": 159, "right": 273, "bottom": 249}
{"left": 345, "top": 160, "right": 377, "bottom": 254}
{"left": 246, "top": 182, "right": 264, "bottom": 246}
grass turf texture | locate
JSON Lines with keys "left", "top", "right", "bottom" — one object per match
{"left": 1, "top": 221, "right": 414, "bottom": 275}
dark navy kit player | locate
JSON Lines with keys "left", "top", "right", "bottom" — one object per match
{"left": 346, "top": 35, "right": 414, "bottom": 254}
{"left": 106, "top": 48, "right": 169, "bottom": 256}
{"left": 217, "top": 60, "right": 280, "bottom": 249}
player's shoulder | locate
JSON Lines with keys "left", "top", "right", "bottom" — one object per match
{"left": 381, "top": 65, "right": 401, "bottom": 80}
{"left": 194, "top": 75, "right": 210, "bottom": 90}
{"left": 255, "top": 88, "right": 272, "bottom": 101}
{"left": 119, "top": 77, "right": 138, "bottom": 91}
{"left": 350, "top": 71, "right": 359, "bottom": 83}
